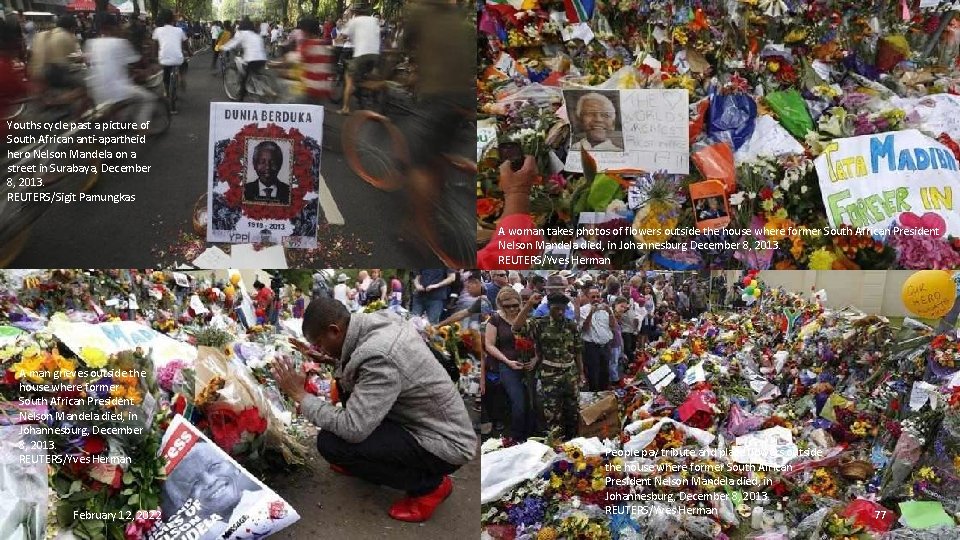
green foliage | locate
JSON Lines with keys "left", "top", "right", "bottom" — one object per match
{"left": 52, "top": 417, "right": 167, "bottom": 540}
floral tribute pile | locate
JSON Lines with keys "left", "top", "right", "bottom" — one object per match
{"left": 481, "top": 280, "right": 960, "bottom": 539}
{"left": 477, "top": 0, "right": 960, "bottom": 269}
{"left": 0, "top": 270, "right": 316, "bottom": 540}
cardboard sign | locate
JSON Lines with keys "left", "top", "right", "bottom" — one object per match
{"left": 690, "top": 180, "right": 731, "bottom": 229}
{"left": 47, "top": 319, "right": 197, "bottom": 367}
{"left": 563, "top": 89, "right": 689, "bottom": 174}
{"left": 814, "top": 129, "right": 960, "bottom": 234}
{"left": 208, "top": 103, "right": 328, "bottom": 249}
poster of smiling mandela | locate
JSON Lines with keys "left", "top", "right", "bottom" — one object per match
{"left": 207, "top": 103, "right": 329, "bottom": 249}
{"left": 146, "top": 415, "right": 299, "bottom": 540}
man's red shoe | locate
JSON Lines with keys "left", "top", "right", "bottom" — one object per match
{"left": 329, "top": 464, "right": 352, "bottom": 476}
{"left": 388, "top": 476, "right": 453, "bottom": 522}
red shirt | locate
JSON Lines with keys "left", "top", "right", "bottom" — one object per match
{"left": 299, "top": 37, "right": 333, "bottom": 100}
{"left": 0, "top": 56, "right": 28, "bottom": 139}
{"left": 477, "top": 213, "right": 544, "bottom": 270}
{"left": 256, "top": 287, "right": 275, "bottom": 310}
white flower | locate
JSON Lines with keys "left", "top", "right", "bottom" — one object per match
{"left": 801, "top": 185, "right": 809, "bottom": 194}
{"left": 747, "top": 191, "right": 757, "bottom": 200}
{"left": 729, "top": 191, "right": 746, "bottom": 206}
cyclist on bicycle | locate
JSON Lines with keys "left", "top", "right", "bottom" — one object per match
{"left": 402, "top": 0, "right": 474, "bottom": 191}
{"left": 337, "top": 5, "right": 380, "bottom": 115}
{"left": 84, "top": 14, "right": 155, "bottom": 125}
{"left": 29, "top": 15, "right": 81, "bottom": 93}
{"left": 152, "top": 9, "right": 190, "bottom": 114}
{"left": 218, "top": 17, "right": 268, "bottom": 102}
{"left": 212, "top": 19, "right": 232, "bottom": 72}
{"left": 1, "top": 19, "right": 28, "bottom": 135}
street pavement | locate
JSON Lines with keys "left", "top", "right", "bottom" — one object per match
{"left": 11, "top": 50, "right": 454, "bottom": 269}
{"left": 266, "top": 401, "right": 480, "bottom": 539}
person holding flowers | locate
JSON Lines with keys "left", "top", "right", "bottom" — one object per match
{"left": 514, "top": 291, "right": 585, "bottom": 441}
{"left": 484, "top": 287, "right": 537, "bottom": 441}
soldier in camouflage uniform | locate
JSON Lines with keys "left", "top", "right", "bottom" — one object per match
{"left": 514, "top": 292, "right": 584, "bottom": 440}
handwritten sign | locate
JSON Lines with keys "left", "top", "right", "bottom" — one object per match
{"left": 47, "top": 319, "right": 197, "bottom": 367}
{"left": 477, "top": 118, "right": 497, "bottom": 161}
{"left": 814, "top": 129, "right": 960, "bottom": 234}
{"left": 563, "top": 89, "right": 689, "bottom": 174}
{"left": 901, "top": 270, "right": 956, "bottom": 318}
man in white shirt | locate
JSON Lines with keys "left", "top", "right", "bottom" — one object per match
{"left": 218, "top": 17, "right": 269, "bottom": 101}
{"left": 578, "top": 285, "right": 614, "bottom": 392}
{"left": 84, "top": 15, "right": 154, "bottom": 124}
{"left": 151, "top": 9, "right": 190, "bottom": 114}
{"left": 337, "top": 6, "right": 381, "bottom": 114}
{"left": 333, "top": 274, "right": 352, "bottom": 309}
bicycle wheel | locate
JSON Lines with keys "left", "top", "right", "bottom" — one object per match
{"left": 342, "top": 111, "right": 407, "bottom": 192}
{"left": 2, "top": 101, "right": 25, "bottom": 121}
{"left": 167, "top": 69, "right": 179, "bottom": 111}
{"left": 329, "top": 77, "right": 345, "bottom": 104}
{"left": 409, "top": 157, "right": 478, "bottom": 268}
{"left": 223, "top": 66, "right": 242, "bottom": 101}
{"left": 147, "top": 96, "right": 171, "bottom": 136}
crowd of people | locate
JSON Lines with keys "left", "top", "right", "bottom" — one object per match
{"left": 429, "top": 271, "right": 719, "bottom": 442}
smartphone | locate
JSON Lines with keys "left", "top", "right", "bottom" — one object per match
{"left": 498, "top": 142, "right": 524, "bottom": 171}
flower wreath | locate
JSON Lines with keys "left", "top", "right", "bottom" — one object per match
{"left": 216, "top": 123, "right": 317, "bottom": 221}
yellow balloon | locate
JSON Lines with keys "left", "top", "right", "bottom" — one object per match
{"left": 230, "top": 274, "right": 241, "bottom": 286}
{"left": 753, "top": 288, "right": 761, "bottom": 297}
{"left": 750, "top": 279, "right": 758, "bottom": 288}
{"left": 902, "top": 270, "right": 956, "bottom": 318}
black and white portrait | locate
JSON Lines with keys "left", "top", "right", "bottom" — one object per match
{"left": 566, "top": 90, "right": 624, "bottom": 152}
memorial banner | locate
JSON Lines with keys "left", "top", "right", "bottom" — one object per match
{"left": 814, "top": 129, "right": 960, "bottom": 234}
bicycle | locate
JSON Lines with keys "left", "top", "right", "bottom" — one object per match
{"left": 341, "top": 106, "right": 476, "bottom": 267}
{"left": 223, "top": 57, "right": 281, "bottom": 103}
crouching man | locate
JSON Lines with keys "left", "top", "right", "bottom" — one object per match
{"left": 272, "top": 296, "right": 477, "bottom": 522}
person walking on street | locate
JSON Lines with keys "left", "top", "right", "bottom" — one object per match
{"left": 579, "top": 285, "right": 614, "bottom": 391}
{"left": 514, "top": 291, "right": 584, "bottom": 440}
{"left": 484, "top": 287, "right": 536, "bottom": 441}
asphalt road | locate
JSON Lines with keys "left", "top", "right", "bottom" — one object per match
{"left": 265, "top": 403, "right": 480, "bottom": 539}
{"left": 11, "top": 49, "right": 454, "bottom": 269}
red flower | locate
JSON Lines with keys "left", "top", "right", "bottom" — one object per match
{"left": 477, "top": 197, "right": 502, "bottom": 220}
{"left": 638, "top": 64, "right": 654, "bottom": 76}
{"left": 760, "top": 186, "right": 774, "bottom": 200}
{"left": 515, "top": 336, "right": 535, "bottom": 353}
{"left": 172, "top": 394, "right": 187, "bottom": 415}
{"left": 215, "top": 124, "right": 319, "bottom": 223}
{"left": 2, "top": 370, "right": 16, "bottom": 385}
{"left": 83, "top": 435, "right": 108, "bottom": 455}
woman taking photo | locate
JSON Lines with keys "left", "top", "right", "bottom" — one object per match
{"left": 484, "top": 287, "right": 535, "bottom": 441}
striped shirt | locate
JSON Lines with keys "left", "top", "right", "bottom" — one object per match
{"left": 299, "top": 38, "right": 333, "bottom": 100}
